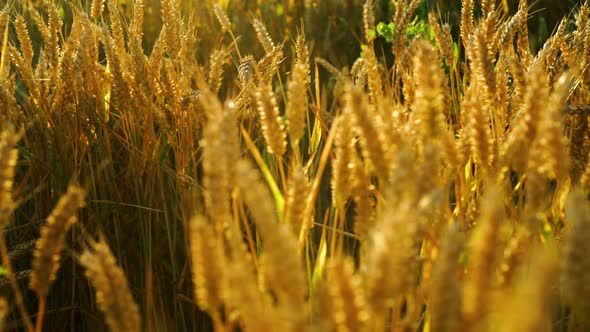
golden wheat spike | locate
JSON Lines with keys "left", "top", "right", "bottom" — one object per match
{"left": 254, "top": 83, "right": 287, "bottom": 156}
{"left": 208, "top": 48, "right": 227, "bottom": 95}
{"left": 286, "top": 63, "right": 308, "bottom": 144}
{"left": 283, "top": 163, "right": 310, "bottom": 236}
{"left": 189, "top": 215, "right": 226, "bottom": 313}
{"left": 362, "top": 202, "right": 418, "bottom": 319}
{"left": 563, "top": 189, "right": 590, "bottom": 330}
{"left": 0, "top": 126, "right": 20, "bottom": 227}
{"left": 498, "top": 244, "right": 558, "bottom": 332}
{"left": 463, "top": 186, "right": 507, "bottom": 328}
{"left": 318, "top": 258, "right": 369, "bottom": 332}
{"left": 91, "top": 0, "right": 104, "bottom": 21}
{"left": 79, "top": 240, "right": 141, "bottom": 332}
{"left": 460, "top": 0, "right": 474, "bottom": 49}
{"left": 251, "top": 17, "right": 275, "bottom": 53}
{"left": 428, "top": 224, "right": 464, "bottom": 332}
{"left": 213, "top": 3, "right": 232, "bottom": 32}
{"left": 30, "top": 185, "right": 85, "bottom": 299}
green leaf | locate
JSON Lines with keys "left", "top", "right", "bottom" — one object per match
{"left": 376, "top": 21, "right": 395, "bottom": 43}
{"left": 367, "top": 29, "right": 376, "bottom": 39}
{"left": 0, "top": 266, "right": 7, "bottom": 276}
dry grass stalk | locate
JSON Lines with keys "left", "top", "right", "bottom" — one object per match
{"left": 79, "top": 240, "right": 141, "bottom": 332}
{"left": 0, "top": 297, "right": 7, "bottom": 331}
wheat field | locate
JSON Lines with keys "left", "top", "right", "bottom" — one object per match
{"left": 0, "top": 0, "right": 589, "bottom": 331}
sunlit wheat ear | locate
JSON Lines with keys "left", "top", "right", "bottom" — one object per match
{"left": 161, "top": 0, "right": 183, "bottom": 56}
{"left": 286, "top": 63, "right": 308, "bottom": 144}
{"left": 331, "top": 111, "right": 355, "bottom": 209}
{"left": 563, "top": 189, "right": 590, "bottom": 330}
{"left": 464, "top": 84, "right": 493, "bottom": 171}
{"left": 255, "top": 44, "right": 284, "bottom": 83}
{"left": 498, "top": 227, "right": 531, "bottom": 288}
{"left": 91, "top": 0, "right": 104, "bottom": 21}
{"left": 189, "top": 214, "right": 225, "bottom": 313}
{"left": 480, "top": 0, "right": 495, "bottom": 17}
{"left": 235, "top": 160, "right": 306, "bottom": 307}
{"left": 0, "top": 126, "right": 20, "bottom": 227}
{"left": 351, "top": 152, "right": 375, "bottom": 241}
{"left": 208, "top": 48, "right": 226, "bottom": 95}
{"left": 499, "top": 244, "right": 559, "bottom": 332}
{"left": 284, "top": 163, "right": 310, "bottom": 236}
{"left": 348, "top": 86, "right": 390, "bottom": 178}
{"left": 318, "top": 258, "right": 369, "bottom": 332}
{"left": 466, "top": 27, "right": 496, "bottom": 107}
{"left": 503, "top": 64, "right": 547, "bottom": 172}
{"left": 200, "top": 98, "right": 239, "bottom": 232}
{"left": 251, "top": 17, "right": 274, "bottom": 53}
{"left": 79, "top": 240, "right": 141, "bottom": 332}
{"left": 463, "top": 186, "right": 507, "bottom": 326}
{"left": 363, "top": 0, "right": 375, "bottom": 42}
{"left": 363, "top": 203, "right": 418, "bottom": 317}
{"left": 428, "top": 224, "right": 464, "bottom": 332}
{"left": 497, "top": 10, "right": 523, "bottom": 53}
{"left": 29, "top": 185, "right": 85, "bottom": 300}
{"left": 428, "top": 13, "right": 454, "bottom": 68}
{"left": 14, "top": 16, "right": 34, "bottom": 66}
{"left": 533, "top": 74, "right": 572, "bottom": 181}
{"left": 516, "top": 0, "right": 532, "bottom": 66}
{"left": 295, "top": 33, "right": 310, "bottom": 73}
{"left": 362, "top": 44, "right": 383, "bottom": 106}
{"left": 460, "top": 0, "right": 474, "bottom": 48}
{"left": 412, "top": 40, "right": 448, "bottom": 143}
{"left": 213, "top": 3, "right": 232, "bottom": 32}
{"left": 255, "top": 83, "right": 287, "bottom": 156}
{"left": 224, "top": 244, "right": 284, "bottom": 332}
{"left": 131, "top": 0, "right": 144, "bottom": 38}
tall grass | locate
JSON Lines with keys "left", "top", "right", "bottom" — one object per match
{"left": 0, "top": 0, "right": 589, "bottom": 331}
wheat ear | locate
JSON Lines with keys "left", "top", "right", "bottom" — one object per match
{"left": 79, "top": 240, "right": 141, "bottom": 332}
